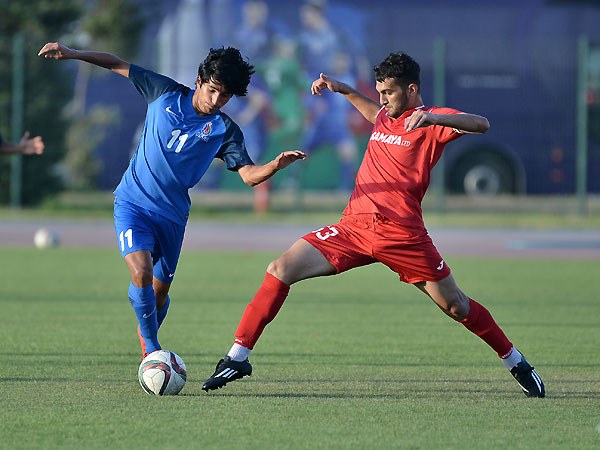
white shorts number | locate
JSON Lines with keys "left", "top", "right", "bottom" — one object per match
{"left": 312, "top": 226, "right": 339, "bottom": 241}
{"left": 119, "top": 228, "right": 133, "bottom": 251}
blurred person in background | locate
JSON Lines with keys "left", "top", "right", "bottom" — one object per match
{"left": 38, "top": 41, "right": 306, "bottom": 362}
{"left": 300, "top": 50, "right": 358, "bottom": 193}
{"left": 262, "top": 36, "right": 305, "bottom": 157}
{"left": 202, "top": 51, "right": 545, "bottom": 399}
{"left": 222, "top": 75, "right": 273, "bottom": 212}
{"left": 233, "top": 0, "right": 272, "bottom": 64}
{"left": 0, "top": 131, "right": 44, "bottom": 155}
{"left": 297, "top": 0, "right": 358, "bottom": 192}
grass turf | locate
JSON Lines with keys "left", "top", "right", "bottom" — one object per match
{"left": 1, "top": 248, "right": 599, "bottom": 449}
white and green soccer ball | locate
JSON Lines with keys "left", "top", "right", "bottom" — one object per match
{"left": 138, "top": 350, "right": 187, "bottom": 396}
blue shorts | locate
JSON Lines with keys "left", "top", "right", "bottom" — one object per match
{"left": 113, "top": 198, "right": 186, "bottom": 283}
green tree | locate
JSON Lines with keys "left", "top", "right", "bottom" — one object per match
{"left": 0, "top": 0, "right": 82, "bottom": 205}
{"left": 0, "top": 0, "right": 146, "bottom": 203}
{"left": 60, "top": 0, "right": 146, "bottom": 190}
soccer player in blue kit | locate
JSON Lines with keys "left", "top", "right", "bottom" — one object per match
{"left": 38, "top": 42, "right": 306, "bottom": 359}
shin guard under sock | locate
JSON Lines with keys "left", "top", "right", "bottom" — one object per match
{"left": 234, "top": 273, "right": 290, "bottom": 349}
{"left": 460, "top": 298, "right": 512, "bottom": 357}
{"left": 129, "top": 282, "right": 160, "bottom": 353}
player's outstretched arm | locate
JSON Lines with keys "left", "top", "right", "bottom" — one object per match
{"left": 237, "top": 150, "right": 307, "bottom": 187}
{"left": 38, "top": 42, "right": 130, "bottom": 77}
{"left": 0, "top": 132, "right": 44, "bottom": 155}
{"left": 405, "top": 110, "right": 490, "bottom": 134}
{"left": 311, "top": 73, "right": 380, "bottom": 124}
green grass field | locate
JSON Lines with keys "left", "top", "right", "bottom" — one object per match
{"left": 2, "top": 248, "right": 599, "bottom": 449}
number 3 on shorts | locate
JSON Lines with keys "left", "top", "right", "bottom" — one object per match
{"left": 313, "top": 226, "right": 339, "bottom": 241}
{"left": 119, "top": 228, "right": 133, "bottom": 251}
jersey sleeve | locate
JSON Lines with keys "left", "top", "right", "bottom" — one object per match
{"left": 217, "top": 116, "right": 255, "bottom": 170}
{"left": 429, "top": 107, "right": 465, "bottom": 144}
{"left": 128, "top": 64, "right": 184, "bottom": 104}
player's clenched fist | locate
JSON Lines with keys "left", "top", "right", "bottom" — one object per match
{"left": 38, "top": 42, "right": 77, "bottom": 59}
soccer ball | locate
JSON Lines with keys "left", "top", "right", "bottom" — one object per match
{"left": 138, "top": 350, "right": 187, "bottom": 396}
{"left": 33, "top": 228, "right": 59, "bottom": 249}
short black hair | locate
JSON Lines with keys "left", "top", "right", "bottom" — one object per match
{"left": 197, "top": 47, "right": 255, "bottom": 96}
{"left": 373, "top": 52, "right": 420, "bottom": 89}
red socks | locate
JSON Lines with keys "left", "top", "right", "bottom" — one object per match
{"left": 234, "top": 273, "right": 290, "bottom": 349}
{"left": 460, "top": 298, "right": 513, "bottom": 357}
{"left": 233, "top": 277, "right": 511, "bottom": 359}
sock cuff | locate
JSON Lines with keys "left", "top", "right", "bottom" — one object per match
{"left": 264, "top": 272, "right": 290, "bottom": 295}
{"left": 128, "top": 282, "right": 154, "bottom": 301}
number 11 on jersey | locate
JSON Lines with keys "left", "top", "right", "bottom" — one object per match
{"left": 167, "top": 129, "right": 189, "bottom": 153}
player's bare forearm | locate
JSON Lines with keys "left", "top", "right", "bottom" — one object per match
{"left": 38, "top": 42, "right": 130, "bottom": 77}
{"left": 0, "top": 141, "right": 22, "bottom": 154}
{"left": 436, "top": 113, "right": 489, "bottom": 133}
{"left": 311, "top": 73, "right": 380, "bottom": 124}
{"left": 342, "top": 91, "right": 380, "bottom": 124}
{"left": 0, "top": 132, "right": 44, "bottom": 155}
{"left": 406, "top": 110, "right": 490, "bottom": 133}
{"left": 238, "top": 150, "right": 307, "bottom": 186}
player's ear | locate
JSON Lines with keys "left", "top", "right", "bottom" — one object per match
{"left": 196, "top": 75, "right": 202, "bottom": 87}
{"left": 407, "top": 83, "right": 419, "bottom": 97}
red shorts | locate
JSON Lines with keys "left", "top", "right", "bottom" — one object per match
{"left": 301, "top": 213, "right": 451, "bottom": 284}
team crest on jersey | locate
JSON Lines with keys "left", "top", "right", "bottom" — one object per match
{"left": 196, "top": 122, "right": 212, "bottom": 141}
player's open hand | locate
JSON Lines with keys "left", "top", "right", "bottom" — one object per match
{"left": 311, "top": 73, "right": 345, "bottom": 95}
{"left": 18, "top": 131, "right": 45, "bottom": 155}
{"left": 38, "top": 42, "right": 77, "bottom": 60}
{"left": 404, "top": 110, "right": 437, "bottom": 131}
{"left": 274, "top": 150, "right": 307, "bottom": 169}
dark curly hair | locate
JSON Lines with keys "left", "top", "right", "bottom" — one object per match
{"left": 374, "top": 52, "right": 420, "bottom": 90}
{"left": 197, "top": 47, "right": 255, "bottom": 96}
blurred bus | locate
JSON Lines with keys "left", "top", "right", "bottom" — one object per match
{"left": 93, "top": 0, "right": 600, "bottom": 195}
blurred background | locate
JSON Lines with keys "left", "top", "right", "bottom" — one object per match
{"left": 1, "top": 0, "right": 600, "bottom": 219}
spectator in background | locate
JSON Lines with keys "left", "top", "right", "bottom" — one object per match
{"left": 261, "top": 36, "right": 306, "bottom": 193}
{"left": 0, "top": 131, "right": 44, "bottom": 155}
{"left": 233, "top": 0, "right": 272, "bottom": 64}
{"left": 297, "top": 0, "right": 341, "bottom": 78}
{"left": 198, "top": 0, "right": 275, "bottom": 194}
{"left": 222, "top": 74, "right": 273, "bottom": 212}
{"left": 297, "top": 0, "right": 358, "bottom": 192}
{"left": 301, "top": 50, "right": 358, "bottom": 192}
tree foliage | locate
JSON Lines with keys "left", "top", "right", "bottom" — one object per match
{"left": 59, "top": 0, "right": 146, "bottom": 191}
{"left": 0, "top": 0, "right": 82, "bottom": 205}
{"left": 0, "top": 0, "right": 146, "bottom": 205}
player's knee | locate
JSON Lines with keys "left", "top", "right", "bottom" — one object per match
{"left": 266, "top": 258, "right": 286, "bottom": 280}
{"left": 129, "top": 266, "right": 153, "bottom": 287}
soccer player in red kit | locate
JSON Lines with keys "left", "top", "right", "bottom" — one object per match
{"left": 203, "top": 52, "right": 545, "bottom": 398}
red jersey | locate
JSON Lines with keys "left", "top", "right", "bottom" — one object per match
{"left": 343, "top": 105, "right": 464, "bottom": 232}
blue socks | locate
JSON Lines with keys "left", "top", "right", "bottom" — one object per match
{"left": 129, "top": 283, "right": 160, "bottom": 353}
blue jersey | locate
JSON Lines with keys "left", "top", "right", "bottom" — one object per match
{"left": 114, "top": 65, "right": 254, "bottom": 225}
